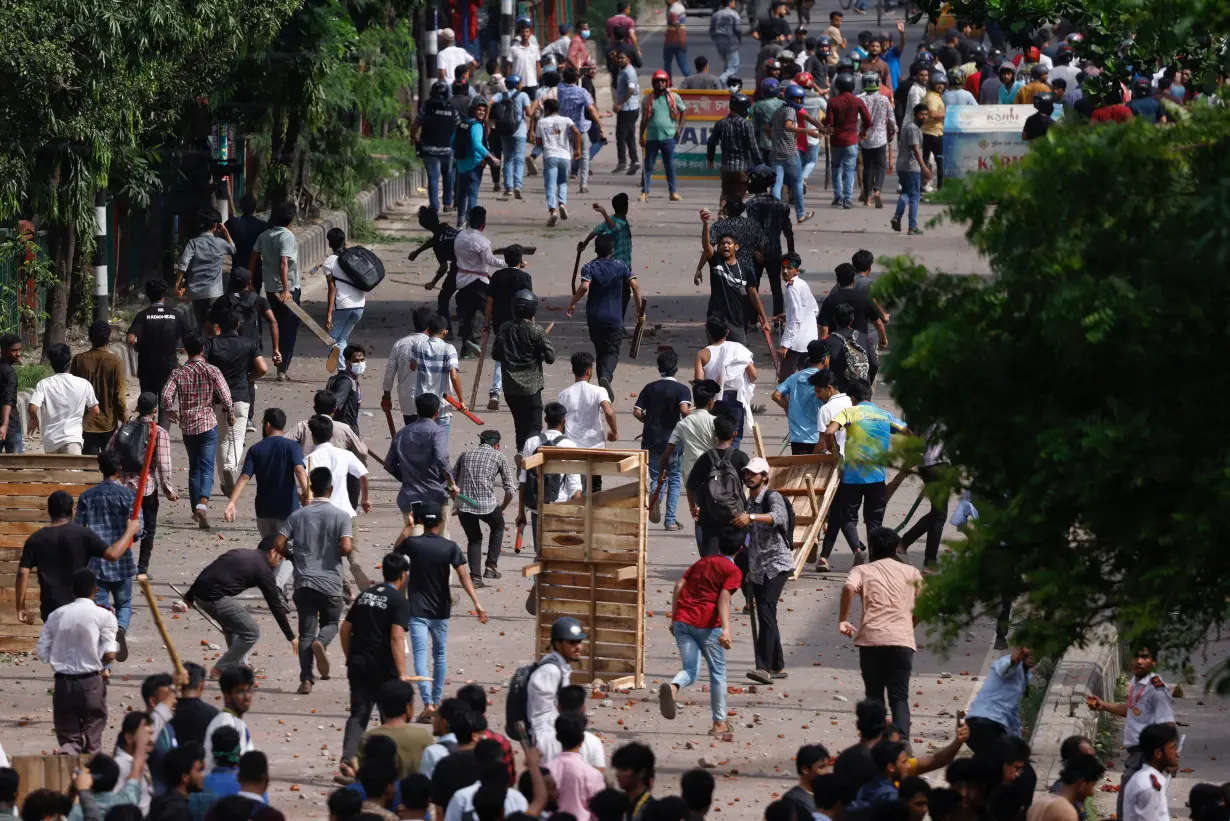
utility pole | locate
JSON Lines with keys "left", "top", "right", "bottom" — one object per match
{"left": 92, "top": 190, "right": 108, "bottom": 322}
{"left": 425, "top": 9, "right": 439, "bottom": 85}
{"left": 500, "top": 0, "right": 513, "bottom": 67}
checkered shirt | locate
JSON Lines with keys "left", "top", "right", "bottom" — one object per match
{"left": 78, "top": 480, "right": 143, "bottom": 582}
{"left": 161, "top": 358, "right": 233, "bottom": 436}
{"left": 708, "top": 115, "right": 760, "bottom": 172}
{"left": 452, "top": 444, "right": 516, "bottom": 515}
{"left": 746, "top": 194, "right": 792, "bottom": 254}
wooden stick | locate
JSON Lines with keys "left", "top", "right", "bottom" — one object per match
{"left": 138, "top": 577, "right": 184, "bottom": 678}
{"left": 469, "top": 300, "right": 493, "bottom": 409}
{"left": 752, "top": 423, "right": 766, "bottom": 459}
{"left": 570, "top": 247, "right": 583, "bottom": 294}
{"left": 543, "top": 322, "right": 555, "bottom": 336}
{"left": 167, "top": 582, "right": 226, "bottom": 636}
{"left": 761, "top": 324, "right": 781, "bottom": 379}
{"left": 444, "top": 394, "right": 484, "bottom": 425}
{"left": 385, "top": 408, "right": 397, "bottom": 438}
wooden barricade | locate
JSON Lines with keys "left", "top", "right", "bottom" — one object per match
{"left": 764, "top": 453, "right": 843, "bottom": 579}
{"left": 10, "top": 754, "right": 88, "bottom": 806}
{"left": 522, "top": 447, "right": 648, "bottom": 689}
{"left": 0, "top": 455, "right": 100, "bottom": 651}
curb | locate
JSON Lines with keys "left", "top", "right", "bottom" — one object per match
{"left": 1029, "top": 625, "right": 1120, "bottom": 794}
{"left": 293, "top": 171, "right": 419, "bottom": 276}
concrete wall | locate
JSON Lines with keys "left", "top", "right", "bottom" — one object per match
{"left": 296, "top": 171, "right": 417, "bottom": 275}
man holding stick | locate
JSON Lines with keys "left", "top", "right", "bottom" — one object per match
{"left": 477, "top": 247, "right": 532, "bottom": 412}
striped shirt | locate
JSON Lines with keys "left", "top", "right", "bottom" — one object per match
{"left": 384, "top": 332, "right": 426, "bottom": 416}
{"left": 413, "top": 336, "right": 459, "bottom": 416}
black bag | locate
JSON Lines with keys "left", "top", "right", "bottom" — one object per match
{"left": 766, "top": 488, "right": 796, "bottom": 549}
{"left": 505, "top": 658, "right": 552, "bottom": 741}
{"left": 453, "top": 119, "right": 476, "bottom": 160}
{"left": 491, "top": 94, "right": 520, "bottom": 138}
{"left": 523, "top": 431, "right": 566, "bottom": 511}
{"left": 226, "top": 292, "right": 261, "bottom": 341}
{"left": 114, "top": 419, "right": 152, "bottom": 473}
{"left": 334, "top": 246, "right": 386, "bottom": 292}
{"left": 701, "top": 448, "right": 745, "bottom": 526}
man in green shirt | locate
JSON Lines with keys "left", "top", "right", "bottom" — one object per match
{"left": 639, "top": 70, "right": 688, "bottom": 203}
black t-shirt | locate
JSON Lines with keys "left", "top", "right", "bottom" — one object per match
{"left": 170, "top": 696, "right": 219, "bottom": 747}
{"left": 0, "top": 361, "right": 17, "bottom": 411}
{"left": 488, "top": 267, "right": 533, "bottom": 334}
{"left": 224, "top": 215, "right": 269, "bottom": 274}
{"left": 833, "top": 743, "right": 878, "bottom": 794}
{"left": 210, "top": 291, "right": 271, "bottom": 351}
{"left": 634, "top": 378, "right": 693, "bottom": 451}
{"left": 19, "top": 523, "right": 109, "bottom": 620}
{"left": 1022, "top": 113, "right": 1053, "bottom": 141}
{"left": 783, "top": 786, "right": 816, "bottom": 816}
{"left": 707, "top": 259, "right": 757, "bottom": 332}
{"left": 685, "top": 447, "right": 750, "bottom": 530}
{"left": 431, "top": 750, "right": 478, "bottom": 809}
{"left": 819, "top": 286, "right": 883, "bottom": 335}
{"left": 344, "top": 582, "right": 411, "bottom": 680}
{"left": 418, "top": 99, "right": 462, "bottom": 151}
{"left": 127, "top": 304, "right": 186, "bottom": 377}
{"left": 756, "top": 17, "right": 791, "bottom": 42}
{"left": 397, "top": 534, "right": 466, "bottom": 619}
{"left": 205, "top": 333, "right": 259, "bottom": 403}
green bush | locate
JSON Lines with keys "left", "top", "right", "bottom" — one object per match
{"left": 16, "top": 363, "right": 51, "bottom": 392}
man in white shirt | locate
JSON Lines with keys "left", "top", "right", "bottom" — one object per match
{"left": 28, "top": 343, "right": 100, "bottom": 455}
{"left": 508, "top": 21, "right": 542, "bottom": 97}
{"left": 411, "top": 313, "right": 466, "bottom": 442}
{"left": 694, "top": 316, "right": 757, "bottom": 450}
{"left": 436, "top": 28, "right": 477, "bottom": 86}
{"left": 36, "top": 568, "right": 116, "bottom": 754}
{"left": 203, "top": 665, "right": 257, "bottom": 765}
{"left": 811, "top": 369, "right": 854, "bottom": 571}
{"left": 533, "top": 684, "right": 606, "bottom": 769}
{"left": 444, "top": 741, "right": 531, "bottom": 821}
{"left": 517, "top": 402, "right": 583, "bottom": 557}
{"left": 453, "top": 206, "right": 505, "bottom": 356}
{"left": 533, "top": 98, "right": 583, "bottom": 226}
{"left": 304, "top": 414, "right": 371, "bottom": 597}
{"left": 777, "top": 253, "right": 819, "bottom": 378}
{"left": 556, "top": 352, "right": 617, "bottom": 492}
{"left": 1121, "top": 723, "right": 1179, "bottom": 821}
{"left": 382, "top": 306, "right": 435, "bottom": 425}
{"left": 527, "top": 617, "right": 587, "bottom": 751}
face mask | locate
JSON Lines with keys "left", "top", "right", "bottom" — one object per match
{"left": 350, "top": 361, "right": 367, "bottom": 376}
{"left": 581, "top": 30, "right": 591, "bottom": 39}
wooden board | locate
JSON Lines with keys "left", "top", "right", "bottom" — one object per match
{"left": 766, "top": 455, "right": 843, "bottom": 579}
{"left": 11, "top": 755, "right": 88, "bottom": 805}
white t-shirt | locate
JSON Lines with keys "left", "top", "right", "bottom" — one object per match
{"left": 519, "top": 431, "right": 582, "bottom": 503}
{"left": 437, "top": 46, "right": 475, "bottom": 85}
{"left": 536, "top": 729, "right": 606, "bottom": 769}
{"left": 306, "top": 442, "right": 369, "bottom": 517}
{"left": 817, "top": 392, "right": 853, "bottom": 456}
{"left": 557, "top": 381, "right": 608, "bottom": 449}
{"left": 29, "top": 373, "right": 99, "bottom": 452}
{"left": 445, "top": 781, "right": 530, "bottom": 821}
{"left": 324, "top": 254, "right": 366, "bottom": 310}
{"left": 536, "top": 114, "right": 575, "bottom": 160}
{"left": 509, "top": 42, "right": 541, "bottom": 86}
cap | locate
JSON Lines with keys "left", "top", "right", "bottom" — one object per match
{"left": 439, "top": 27, "right": 456, "bottom": 40}
{"left": 743, "top": 457, "right": 771, "bottom": 476}
{"left": 415, "top": 503, "right": 444, "bottom": 524}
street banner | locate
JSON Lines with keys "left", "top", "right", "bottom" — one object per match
{"left": 942, "top": 104, "right": 1062, "bottom": 179}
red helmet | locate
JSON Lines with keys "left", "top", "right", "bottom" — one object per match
{"left": 652, "top": 69, "right": 670, "bottom": 83}
{"left": 795, "top": 72, "right": 814, "bottom": 88}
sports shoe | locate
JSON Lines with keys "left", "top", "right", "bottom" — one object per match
{"left": 483, "top": 567, "right": 502, "bottom": 579}
{"left": 627, "top": 163, "right": 640, "bottom": 176}
{"left": 513, "top": 189, "right": 523, "bottom": 200}
{"left": 195, "top": 506, "right": 210, "bottom": 530}
{"left": 747, "top": 669, "right": 772, "bottom": 685}
{"left": 559, "top": 204, "right": 568, "bottom": 221}
{"left": 669, "top": 192, "right": 683, "bottom": 202}
{"left": 659, "top": 682, "right": 677, "bottom": 719}
{"left": 842, "top": 200, "right": 853, "bottom": 209}
{"left": 890, "top": 216, "right": 902, "bottom": 232}
{"left": 487, "top": 394, "right": 500, "bottom": 411}
{"left": 770, "top": 670, "right": 789, "bottom": 680}
{"left": 579, "top": 185, "right": 589, "bottom": 194}
{"left": 831, "top": 197, "right": 842, "bottom": 207}
{"left": 664, "top": 522, "right": 684, "bottom": 531}
{"left": 547, "top": 212, "right": 558, "bottom": 227}
{"left": 612, "top": 163, "right": 626, "bottom": 173}
{"left": 599, "top": 377, "right": 613, "bottom": 402}
{"left": 116, "top": 627, "right": 129, "bottom": 662}
{"left": 297, "top": 680, "right": 313, "bottom": 695}
{"left": 312, "top": 639, "right": 330, "bottom": 679}
{"left": 907, "top": 227, "right": 924, "bottom": 236}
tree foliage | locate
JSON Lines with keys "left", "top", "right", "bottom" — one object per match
{"left": 876, "top": 106, "right": 1230, "bottom": 665}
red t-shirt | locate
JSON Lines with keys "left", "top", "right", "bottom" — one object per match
{"left": 964, "top": 72, "right": 982, "bottom": 97}
{"left": 673, "top": 555, "right": 743, "bottom": 629}
{"left": 1091, "top": 104, "right": 1133, "bottom": 124}
{"left": 824, "top": 93, "right": 873, "bottom": 148}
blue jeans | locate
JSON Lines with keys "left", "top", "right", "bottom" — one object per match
{"left": 455, "top": 167, "right": 482, "bottom": 226}
{"left": 0, "top": 429, "right": 22, "bottom": 454}
{"left": 543, "top": 156, "right": 570, "bottom": 211}
{"left": 490, "top": 362, "right": 503, "bottom": 396}
{"left": 802, "top": 143, "right": 821, "bottom": 182}
{"left": 833, "top": 144, "right": 859, "bottom": 204}
{"left": 643, "top": 139, "right": 678, "bottom": 195}
{"left": 501, "top": 135, "right": 527, "bottom": 192}
{"left": 671, "top": 621, "right": 728, "bottom": 722}
{"left": 95, "top": 578, "right": 133, "bottom": 632}
{"left": 183, "top": 427, "right": 218, "bottom": 507}
{"left": 437, "top": 414, "right": 452, "bottom": 447}
{"left": 648, "top": 445, "right": 683, "bottom": 527}
{"left": 663, "top": 46, "right": 688, "bottom": 82}
{"left": 424, "top": 154, "right": 454, "bottom": 211}
{"left": 771, "top": 154, "right": 807, "bottom": 219}
{"left": 893, "top": 170, "right": 922, "bottom": 229}
{"left": 329, "top": 307, "right": 364, "bottom": 366}
{"left": 717, "top": 43, "right": 740, "bottom": 83}
{"left": 409, "top": 617, "right": 450, "bottom": 705}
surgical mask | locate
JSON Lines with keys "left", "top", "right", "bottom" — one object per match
{"left": 581, "top": 30, "right": 591, "bottom": 39}
{"left": 350, "top": 361, "right": 367, "bottom": 376}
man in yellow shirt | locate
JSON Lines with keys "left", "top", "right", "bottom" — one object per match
{"left": 921, "top": 76, "right": 947, "bottom": 190}
{"left": 1016, "top": 64, "right": 1052, "bottom": 105}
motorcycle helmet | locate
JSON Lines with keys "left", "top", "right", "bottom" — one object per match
{"left": 759, "top": 77, "right": 780, "bottom": 98}
{"left": 795, "top": 72, "right": 814, "bottom": 88}
{"left": 833, "top": 72, "right": 856, "bottom": 94}
{"left": 861, "top": 71, "right": 881, "bottom": 91}
{"left": 429, "top": 80, "right": 449, "bottom": 100}
{"left": 505, "top": 74, "right": 522, "bottom": 90}
{"left": 512, "top": 289, "right": 539, "bottom": 320}
{"left": 729, "top": 92, "right": 753, "bottom": 116}
{"left": 785, "top": 83, "right": 806, "bottom": 103}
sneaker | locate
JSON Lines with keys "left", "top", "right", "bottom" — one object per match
{"left": 246, "top": 419, "right": 256, "bottom": 432}
{"left": 669, "top": 192, "right": 682, "bottom": 202}
{"left": 665, "top": 522, "right": 683, "bottom": 531}
{"left": 579, "top": 185, "right": 589, "bottom": 194}
{"left": 483, "top": 567, "right": 502, "bottom": 579}
{"left": 471, "top": 576, "right": 487, "bottom": 589}
{"left": 831, "top": 197, "right": 842, "bottom": 207}
{"left": 874, "top": 192, "right": 883, "bottom": 209}
{"left": 547, "top": 212, "right": 558, "bottom": 227}
{"left": 297, "top": 680, "right": 313, "bottom": 695}
{"left": 842, "top": 200, "right": 853, "bottom": 209}
{"left": 312, "top": 640, "right": 331, "bottom": 679}
{"left": 116, "top": 627, "right": 129, "bottom": 663}
{"left": 852, "top": 549, "right": 868, "bottom": 566}
{"left": 195, "top": 506, "right": 210, "bottom": 530}
{"left": 659, "top": 682, "right": 677, "bottom": 719}
{"left": 599, "top": 377, "right": 613, "bottom": 402}
{"left": 627, "top": 163, "right": 641, "bottom": 176}
{"left": 498, "top": 190, "right": 511, "bottom": 201}
{"left": 638, "top": 192, "right": 649, "bottom": 203}
{"left": 908, "top": 227, "right": 924, "bottom": 236}
{"left": 770, "top": 670, "right": 789, "bottom": 680}
{"left": 487, "top": 394, "right": 500, "bottom": 411}
{"left": 612, "top": 163, "right": 626, "bottom": 173}
{"left": 513, "top": 189, "right": 523, "bottom": 200}
{"left": 747, "top": 669, "right": 772, "bottom": 685}
{"left": 442, "top": 205, "right": 454, "bottom": 214}
{"left": 526, "top": 157, "right": 538, "bottom": 175}
{"left": 559, "top": 204, "right": 568, "bottom": 220}
{"left": 890, "top": 216, "right": 902, "bottom": 232}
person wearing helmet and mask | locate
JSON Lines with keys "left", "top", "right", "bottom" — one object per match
{"left": 858, "top": 72, "right": 895, "bottom": 208}
{"left": 412, "top": 82, "right": 462, "bottom": 213}
{"left": 527, "top": 617, "right": 588, "bottom": 748}
{"left": 490, "top": 75, "right": 533, "bottom": 201}
{"left": 1016, "top": 63, "right": 1051, "bottom": 104}
{"left": 707, "top": 93, "right": 761, "bottom": 214}
{"left": 921, "top": 75, "right": 947, "bottom": 190}
{"left": 1127, "top": 78, "right": 1165, "bottom": 123}
{"left": 639, "top": 70, "right": 687, "bottom": 203}
{"left": 491, "top": 290, "right": 557, "bottom": 450}
{"left": 769, "top": 84, "right": 819, "bottom": 223}
{"left": 795, "top": 73, "right": 828, "bottom": 184}
{"left": 1022, "top": 92, "right": 1056, "bottom": 142}
{"left": 452, "top": 98, "right": 500, "bottom": 228}
{"left": 996, "top": 63, "right": 1024, "bottom": 106}
{"left": 824, "top": 72, "right": 872, "bottom": 209}
{"left": 752, "top": 78, "right": 784, "bottom": 165}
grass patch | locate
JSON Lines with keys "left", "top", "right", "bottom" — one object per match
{"left": 1021, "top": 656, "right": 1058, "bottom": 741}
{"left": 346, "top": 208, "right": 401, "bottom": 245}
{"left": 16, "top": 363, "right": 52, "bottom": 392}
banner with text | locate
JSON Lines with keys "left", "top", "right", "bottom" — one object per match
{"left": 942, "top": 104, "right": 1061, "bottom": 179}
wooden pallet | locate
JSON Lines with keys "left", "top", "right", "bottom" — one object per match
{"left": 0, "top": 455, "right": 100, "bottom": 651}
{"left": 522, "top": 447, "right": 648, "bottom": 689}
{"left": 763, "top": 453, "right": 843, "bottom": 579}
{"left": 9, "top": 754, "right": 88, "bottom": 805}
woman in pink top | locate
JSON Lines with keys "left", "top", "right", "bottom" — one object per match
{"left": 838, "top": 526, "right": 923, "bottom": 738}
{"left": 545, "top": 714, "right": 606, "bottom": 821}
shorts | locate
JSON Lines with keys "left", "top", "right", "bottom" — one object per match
{"left": 720, "top": 170, "right": 749, "bottom": 205}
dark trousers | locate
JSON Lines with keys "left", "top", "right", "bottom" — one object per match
{"left": 821, "top": 493, "right": 865, "bottom": 558}
{"left": 725, "top": 325, "right": 747, "bottom": 344}
{"left": 506, "top": 391, "right": 544, "bottom": 451}
{"left": 139, "top": 371, "right": 173, "bottom": 428}
{"left": 191, "top": 298, "right": 213, "bottom": 333}
{"left": 53, "top": 672, "right": 107, "bottom": 754}
{"left": 790, "top": 441, "right": 816, "bottom": 455}
{"left": 861, "top": 145, "right": 888, "bottom": 196}
{"left": 965, "top": 716, "right": 1008, "bottom": 755}
{"left": 294, "top": 586, "right": 344, "bottom": 682}
{"left": 458, "top": 508, "right": 505, "bottom": 577}
{"left": 754, "top": 254, "right": 785, "bottom": 318}
{"left": 616, "top": 110, "right": 640, "bottom": 165}
{"left": 838, "top": 481, "right": 888, "bottom": 554}
{"left": 922, "top": 133, "right": 944, "bottom": 188}
{"left": 82, "top": 431, "right": 113, "bottom": 455}
{"left": 268, "top": 289, "right": 303, "bottom": 372}
{"left": 751, "top": 570, "right": 790, "bottom": 672}
{"left": 588, "top": 323, "right": 623, "bottom": 386}
{"left": 137, "top": 492, "right": 160, "bottom": 575}
{"left": 342, "top": 676, "right": 388, "bottom": 763}
{"left": 718, "top": 390, "right": 746, "bottom": 450}
{"left": 456, "top": 280, "right": 488, "bottom": 354}
{"left": 899, "top": 465, "right": 949, "bottom": 565}
{"left": 858, "top": 645, "right": 914, "bottom": 737}
{"left": 437, "top": 269, "right": 458, "bottom": 338}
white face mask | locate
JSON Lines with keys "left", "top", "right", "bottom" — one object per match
{"left": 350, "top": 361, "right": 367, "bottom": 376}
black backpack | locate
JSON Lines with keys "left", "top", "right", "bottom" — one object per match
{"left": 765, "top": 488, "right": 796, "bottom": 549}
{"left": 491, "top": 93, "right": 521, "bottom": 137}
{"left": 335, "top": 246, "right": 385, "bottom": 292}
{"left": 225, "top": 292, "right": 261, "bottom": 341}
{"left": 114, "top": 419, "right": 153, "bottom": 473}
{"left": 505, "top": 657, "right": 555, "bottom": 741}
{"left": 453, "top": 118, "right": 479, "bottom": 159}
{"left": 523, "top": 431, "right": 566, "bottom": 511}
{"left": 701, "top": 448, "right": 745, "bottom": 525}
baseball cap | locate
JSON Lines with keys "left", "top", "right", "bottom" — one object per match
{"left": 416, "top": 503, "right": 444, "bottom": 524}
{"left": 744, "top": 457, "right": 771, "bottom": 476}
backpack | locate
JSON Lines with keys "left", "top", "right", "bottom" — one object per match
{"left": 491, "top": 93, "right": 521, "bottom": 137}
{"left": 226, "top": 292, "right": 261, "bottom": 340}
{"left": 522, "top": 431, "right": 566, "bottom": 511}
{"left": 505, "top": 657, "right": 554, "bottom": 741}
{"left": 766, "top": 488, "right": 796, "bottom": 549}
{"left": 701, "top": 448, "right": 745, "bottom": 525}
{"left": 453, "top": 118, "right": 483, "bottom": 159}
{"left": 335, "top": 246, "right": 386, "bottom": 292}
{"left": 114, "top": 419, "right": 153, "bottom": 473}
{"left": 838, "top": 331, "right": 871, "bottom": 384}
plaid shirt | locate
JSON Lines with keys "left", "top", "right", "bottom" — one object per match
{"left": 707, "top": 114, "right": 759, "bottom": 172}
{"left": 78, "top": 480, "right": 143, "bottom": 582}
{"left": 746, "top": 194, "right": 794, "bottom": 254}
{"left": 709, "top": 216, "right": 767, "bottom": 275}
{"left": 107, "top": 422, "right": 176, "bottom": 498}
{"left": 161, "top": 358, "right": 233, "bottom": 436}
{"left": 452, "top": 443, "right": 516, "bottom": 515}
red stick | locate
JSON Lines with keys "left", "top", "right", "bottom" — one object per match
{"left": 444, "top": 394, "right": 485, "bottom": 425}
{"left": 514, "top": 523, "right": 524, "bottom": 554}
{"left": 762, "top": 324, "right": 782, "bottom": 380}
{"left": 128, "top": 421, "right": 158, "bottom": 543}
